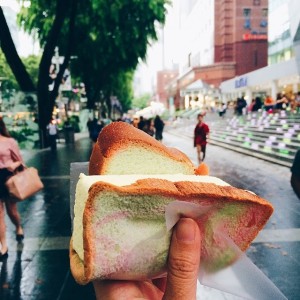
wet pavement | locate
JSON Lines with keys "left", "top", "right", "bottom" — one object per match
{"left": 1, "top": 137, "right": 96, "bottom": 300}
{"left": 0, "top": 123, "right": 299, "bottom": 300}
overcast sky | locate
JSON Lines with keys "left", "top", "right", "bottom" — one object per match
{"left": 136, "top": 0, "right": 179, "bottom": 94}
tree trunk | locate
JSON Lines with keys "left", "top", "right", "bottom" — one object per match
{"left": 37, "top": 0, "right": 70, "bottom": 148}
{"left": 0, "top": 7, "right": 35, "bottom": 92}
{"left": 50, "top": 0, "right": 78, "bottom": 109}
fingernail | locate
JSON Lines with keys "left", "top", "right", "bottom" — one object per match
{"left": 176, "top": 219, "right": 196, "bottom": 242}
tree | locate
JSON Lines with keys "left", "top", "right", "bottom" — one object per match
{"left": 0, "top": 7, "right": 35, "bottom": 92}
{"left": 0, "top": 51, "right": 40, "bottom": 90}
{"left": 20, "top": 0, "right": 169, "bottom": 116}
{"left": 107, "top": 70, "right": 134, "bottom": 115}
{"left": 76, "top": 0, "right": 168, "bottom": 114}
{"left": 132, "top": 93, "right": 151, "bottom": 110}
{"left": 0, "top": 50, "right": 19, "bottom": 91}
{"left": 17, "top": 0, "right": 76, "bottom": 147}
{"left": 22, "top": 55, "right": 41, "bottom": 87}
{"left": 1, "top": 0, "right": 170, "bottom": 147}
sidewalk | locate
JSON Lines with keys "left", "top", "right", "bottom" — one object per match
{"left": 2, "top": 133, "right": 96, "bottom": 299}
{"left": 2, "top": 128, "right": 297, "bottom": 299}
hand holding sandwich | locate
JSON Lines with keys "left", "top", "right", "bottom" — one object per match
{"left": 93, "top": 218, "right": 201, "bottom": 300}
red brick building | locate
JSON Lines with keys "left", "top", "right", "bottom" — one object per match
{"left": 166, "top": 0, "right": 268, "bottom": 109}
{"left": 156, "top": 70, "right": 178, "bottom": 107}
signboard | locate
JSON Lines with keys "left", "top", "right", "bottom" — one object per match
{"left": 235, "top": 77, "right": 247, "bottom": 88}
{"left": 242, "top": 33, "right": 267, "bottom": 41}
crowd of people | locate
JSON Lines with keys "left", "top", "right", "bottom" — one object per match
{"left": 87, "top": 114, "right": 165, "bottom": 142}
{"left": 232, "top": 91, "right": 300, "bottom": 116}
{"left": 133, "top": 115, "right": 165, "bottom": 141}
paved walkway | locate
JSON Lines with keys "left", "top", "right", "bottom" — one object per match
{"left": 2, "top": 134, "right": 96, "bottom": 299}
{"left": 1, "top": 127, "right": 298, "bottom": 299}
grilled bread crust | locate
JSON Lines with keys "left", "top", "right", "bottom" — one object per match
{"left": 89, "top": 122, "right": 195, "bottom": 175}
{"left": 70, "top": 179, "right": 273, "bottom": 284}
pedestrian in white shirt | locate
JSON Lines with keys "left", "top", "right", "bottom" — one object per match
{"left": 47, "top": 118, "right": 58, "bottom": 151}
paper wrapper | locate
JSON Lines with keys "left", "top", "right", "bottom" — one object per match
{"left": 70, "top": 162, "right": 287, "bottom": 299}
{"left": 166, "top": 201, "right": 287, "bottom": 300}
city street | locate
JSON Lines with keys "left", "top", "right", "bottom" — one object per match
{"left": 0, "top": 127, "right": 299, "bottom": 300}
{"left": 1, "top": 1, "right": 300, "bottom": 299}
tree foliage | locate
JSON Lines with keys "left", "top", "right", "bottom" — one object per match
{"left": 131, "top": 93, "right": 151, "bottom": 110}
{"left": 18, "top": 0, "right": 169, "bottom": 113}
{"left": 1, "top": 0, "right": 170, "bottom": 147}
{"left": 22, "top": 54, "right": 41, "bottom": 86}
{"left": 0, "top": 50, "right": 18, "bottom": 91}
{"left": 0, "top": 7, "right": 35, "bottom": 91}
{"left": 108, "top": 70, "right": 134, "bottom": 113}
{"left": 0, "top": 50, "right": 40, "bottom": 90}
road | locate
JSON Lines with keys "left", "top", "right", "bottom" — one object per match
{"left": 163, "top": 130, "right": 300, "bottom": 300}
{"left": 1, "top": 131, "right": 299, "bottom": 300}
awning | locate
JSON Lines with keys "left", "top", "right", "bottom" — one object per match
{"left": 185, "top": 79, "right": 211, "bottom": 92}
{"left": 184, "top": 79, "right": 211, "bottom": 92}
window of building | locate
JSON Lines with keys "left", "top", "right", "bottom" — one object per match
{"left": 260, "top": 20, "right": 268, "bottom": 27}
{"left": 243, "top": 8, "right": 251, "bottom": 17}
{"left": 244, "top": 19, "right": 251, "bottom": 29}
{"left": 262, "top": 8, "right": 268, "bottom": 17}
{"left": 253, "top": 0, "right": 261, "bottom": 5}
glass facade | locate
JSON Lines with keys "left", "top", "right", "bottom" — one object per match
{"left": 268, "top": 0, "right": 294, "bottom": 64}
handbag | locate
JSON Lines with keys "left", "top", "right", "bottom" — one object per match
{"left": 5, "top": 150, "right": 44, "bottom": 201}
{"left": 7, "top": 161, "right": 22, "bottom": 172}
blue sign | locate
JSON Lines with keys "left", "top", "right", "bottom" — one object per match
{"left": 235, "top": 77, "right": 248, "bottom": 88}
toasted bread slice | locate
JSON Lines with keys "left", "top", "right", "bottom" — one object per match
{"left": 89, "top": 122, "right": 195, "bottom": 175}
{"left": 70, "top": 175, "right": 273, "bottom": 284}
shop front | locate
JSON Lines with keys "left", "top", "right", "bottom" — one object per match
{"left": 180, "top": 79, "right": 221, "bottom": 111}
{"left": 220, "top": 58, "right": 300, "bottom": 104}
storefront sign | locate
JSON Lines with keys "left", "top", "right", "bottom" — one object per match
{"left": 242, "top": 33, "right": 267, "bottom": 40}
{"left": 235, "top": 77, "right": 247, "bottom": 88}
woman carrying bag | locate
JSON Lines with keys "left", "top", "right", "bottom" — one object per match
{"left": 0, "top": 116, "right": 24, "bottom": 260}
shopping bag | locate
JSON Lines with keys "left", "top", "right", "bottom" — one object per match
{"left": 5, "top": 167, "right": 44, "bottom": 201}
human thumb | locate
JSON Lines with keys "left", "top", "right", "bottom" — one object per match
{"left": 163, "top": 218, "right": 201, "bottom": 300}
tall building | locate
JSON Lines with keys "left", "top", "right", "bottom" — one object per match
{"left": 268, "top": 0, "right": 293, "bottom": 64}
{"left": 156, "top": 69, "right": 178, "bottom": 106}
{"left": 220, "top": 0, "right": 300, "bottom": 102}
{"left": 215, "top": 0, "right": 268, "bottom": 75}
{"left": 166, "top": 0, "right": 269, "bottom": 110}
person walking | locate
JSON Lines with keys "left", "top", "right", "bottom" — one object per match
{"left": 236, "top": 97, "right": 247, "bottom": 115}
{"left": 194, "top": 113, "right": 210, "bottom": 164}
{"left": 154, "top": 115, "right": 165, "bottom": 141}
{"left": 218, "top": 103, "right": 227, "bottom": 117}
{"left": 0, "top": 116, "right": 24, "bottom": 260}
{"left": 47, "top": 118, "right": 59, "bottom": 151}
{"left": 144, "top": 118, "right": 155, "bottom": 137}
{"left": 138, "top": 116, "right": 146, "bottom": 132}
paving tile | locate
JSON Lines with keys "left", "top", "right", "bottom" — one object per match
{"left": 1, "top": 127, "right": 299, "bottom": 300}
